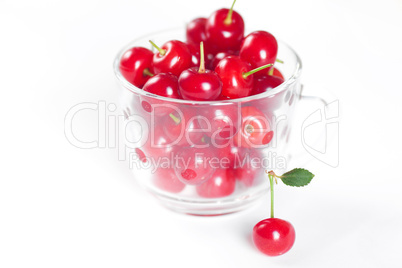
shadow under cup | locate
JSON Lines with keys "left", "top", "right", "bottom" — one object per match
{"left": 114, "top": 29, "right": 302, "bottom": 216}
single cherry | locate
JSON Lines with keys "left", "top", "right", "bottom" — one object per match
{"left": 215, "top": 56, "right": 273, "bottom": 99}
{"left": 179, "top": 42, "right": 222, "bottom": 101}
{"left": 253, "top": 218, "right": 296, "bottom": 256}
{"left": 251, "top": 75, "right": 285, "bottom": 96}
{"left": 153, "top": 168, "right": 185, "bottom": 193}
{"left": 186, "top": 17, "right": 208, "bottom": 46}
{"left": 205, "top": 0, "right": 244, "bottom": 53}
{"left": 141, "top": 73, "right": 181, "bottom": 116}
{"left": 143, "top": 73, "right": 181, "bottom": 98}
{"left": 234, "top": 106, "right": 274, "bottom": 148}
{"left": 240, "top": 31, "right": 278, "bottom": 76}
{"left": 119, "top": 47, "right": 154, "bottom": 88}
{"left": 174, "top": 147, "right": 216, "bottom": 185}
{"left": 253, "top": 171, "right": 295, "bottom": 256}
{"left": 149, "top": 40, "right": 192, "bottom": 76}
{"left": 196, "top": 169, "right": 236, "bottom": 198}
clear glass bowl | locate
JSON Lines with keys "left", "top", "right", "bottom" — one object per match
{"left": 113, "top": 29, "right": 302, "bottom": 215}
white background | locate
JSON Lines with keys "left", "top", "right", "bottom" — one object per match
{"left": 1, "top": 0, "right": 402, "bottom": 267}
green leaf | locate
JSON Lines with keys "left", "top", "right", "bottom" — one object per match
{"left": 280, "top": 168, "right": 315, "bottom": 187}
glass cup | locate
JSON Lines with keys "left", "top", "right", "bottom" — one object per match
{"left": 114, "top": 29, "right": 305, "bottom": 215}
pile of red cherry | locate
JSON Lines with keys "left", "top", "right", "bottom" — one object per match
{"left": 119, "top": 2, "right": 285, "bottom": 196}
{"left": 119, "top": 2, "right": 284, "bottom": 101}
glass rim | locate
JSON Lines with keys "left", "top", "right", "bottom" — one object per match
{"left": 113, "top": 28, "right": 302, "bottom": 105}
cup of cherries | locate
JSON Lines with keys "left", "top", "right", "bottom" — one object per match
{"left": 114, "top": 0, "right": 304, "bottom": 216}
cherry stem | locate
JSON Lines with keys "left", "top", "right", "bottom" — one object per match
{"left": 169, "top": 113, "right": 181, "bottom": 125}
{"left": 268, "top": 67, "right": 274, "bottom": 76}
{"left": 224, "top": 0, "right": 237, "bottom": 25}
{"left": 149, "top": 40, "right": 166, "bottom": 56}
{"left": 199, "top": 41, "right": 205, "bottom": 74}
{"left": 243, "top": 63, "right": 273, "bottom": 79}
{"left": 143, "top": 68, "right": 154, "bottom": 77}
{"left": 269, "top": 173, "right": 274, "bottom": 218}
{"left": 276, "top": 58, "right": 284, "bottom": 64}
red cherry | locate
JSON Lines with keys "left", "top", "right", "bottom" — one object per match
{"left": 234, "top": 106, "right": 274, "bottom": 148}
{"left": 141, "top": 73, "right": 181, "bottom": 116}
{"left": 150, "top": 40, "right": 192, "bottom": 76}
{"left": 209, "top": 52, "right": 232, "bottom": 70}
{"left": 143, "top": 73, "right": 181, "bottom": 98}
{"left": 253, "top": 218, "right": 296, "bottom": 256}
{"left": 119, "top": 47, "right": 154, "bottom": 88}
{"left": 179, "top": 42, "right": 222, "bottom": 101}
{"left": 186, "top": 17, "right": 208, "bottom": 46}
{"left": 214, "top": 56, "right": 252, "bottom": 98}
{"left": 179, "top": 68, "right": 222, "bottom": 100}
{"left": 153, "top": 168, "right": 185, "bottom": 193}
{"left": 163, "top": 111, "right": 205, "bottom": 147}
{"left": 251, "top": 75, "right": 285, "bottom": 96}
{"left": 240, "top": 31, "right": 278, "bottom": 76}
{"left": 174, "top": 147, "right": 216, "bottom": 185}
{"left": 205, "top": 0, "right": 244, "bottom": 53}
{"left": 196, "top": 169, "right": 236, "bottom": 198}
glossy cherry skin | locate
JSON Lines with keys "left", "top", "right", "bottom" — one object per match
{"left": 174, "top": 147, "right": 216, "bottom": 185}
{"left": 234, "top": 106, "right": 274, "bottom": 148}
{"left": 143, "top": 73, "right": 181, "bottom": 98}
{"left": 119, "top": 47, "right": 153, "bottom": 88}
{"left": 196, "top": 169, "right": 235, "bottom": 198}
{"left": 186, "top": 17, "right": 208, "bottom": 46}
{"left": 215, "top": 56, "right": 253, "bottom": 99}
{"left": 240, "top": 31, "right": 278, "bottom": 76}
{"left": 187, "top": 43, "right": 200, "bottom": 67}
{"left": 141, "top": 73, "right": 181, "bottom": 117}
{"left": 152, "top": 40, "right": 192, "bottom": 76}
{"left": 209, "top": 52, "right": 232, "bottom": 70}
{"left": 153, "top": 168, "right": 185, "bottom": 193}
{"left": 178, "top": 67, "right": 222, "bottom": 101}
{"left": 253, "top": 218, "right": 296, "bottom": 256}
{"left": 251, "top": 75, "right": 285, "bottom": 96}
{"left": 205, "top": 8, "right": 244, "bottom": 53}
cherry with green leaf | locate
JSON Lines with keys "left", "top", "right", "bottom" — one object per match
{"left": 253, "top": 168, "right": 315, "bottom": 256}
